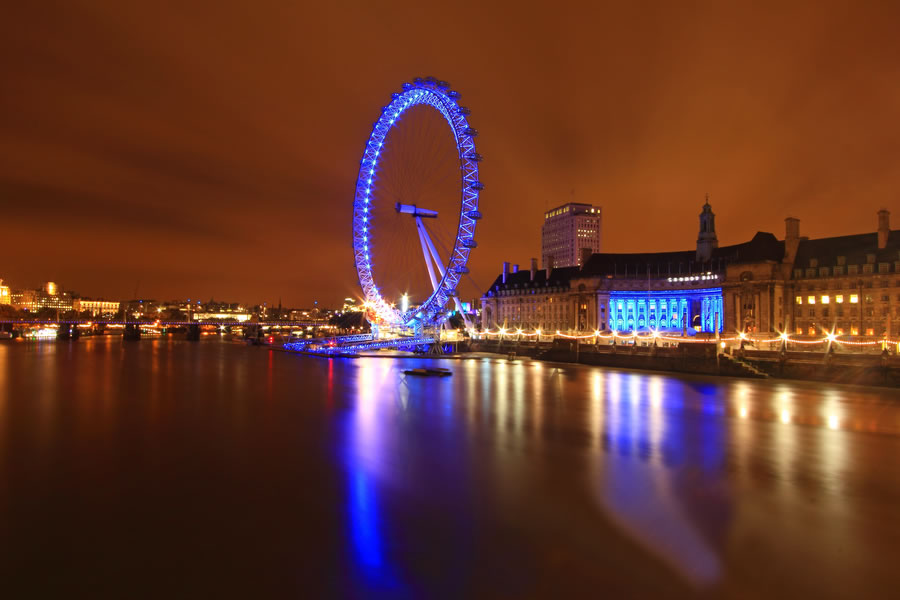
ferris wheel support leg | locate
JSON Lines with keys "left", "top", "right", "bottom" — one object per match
{"left": 419, "top": 220, "right": 447, "bottom": 281}
{"left": 420, "top": 218, "right": 473, "bottom": 330}
{"left": 416, "top": 217, "right": 440, "bottom": 292}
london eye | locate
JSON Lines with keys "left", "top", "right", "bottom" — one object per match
{"left": 352, "top": 77, "right": 482, "bottom": 333}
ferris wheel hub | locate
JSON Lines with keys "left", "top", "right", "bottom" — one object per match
{"left": 395, "top": 203, "right": 439, "bottom": 218}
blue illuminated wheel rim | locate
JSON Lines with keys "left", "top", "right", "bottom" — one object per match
{"left": 352, "top": 77, "right": 481, "bottom": 328}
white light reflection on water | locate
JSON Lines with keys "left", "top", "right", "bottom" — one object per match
{"left": 512, "top": 361, "right": 526, "bottom": 434}
{"left": 823, "top": 389, "right": 843, "bottom": 431}
{"left": 531, "top": 360, "right": 544, "bottom": 438}
{"left": 774, "top": 386, "right": 797, "bottom": 492}
{"left": 0, "top": 344, "right": 7, "bottom": 468}
{"left": 495, "top": 359, "right": 509, "bottom": 434}
{"left": 590, "top": 370, "right": 604, "bottom": 449}
{"left": 820, "top": 389, "right": 848, "bottom": 495}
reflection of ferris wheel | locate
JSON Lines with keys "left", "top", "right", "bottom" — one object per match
{"left": 352, "top": 77, "right": 482, "bottom": 331}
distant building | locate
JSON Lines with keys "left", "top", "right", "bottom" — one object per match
{"left": 0, "top": 279, "right": 10, "bottom": 305}
{"left": 483, "top": 200, "right": 900, "bottom": 338}
{"left": 191, "top": 310, "right": 251, "bottom": 322}
{"left": 342, "top": 298, "right": 363, "bottom": 313}
{"left": 12, "top": 282, "right": 74, "bottom": 312}
{"left": 541, "top": 202, "right": 602, "bottom": 269}
{"left": 73, "top": 299, "right": 120, "bottom": 316}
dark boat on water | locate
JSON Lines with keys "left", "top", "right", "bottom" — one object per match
{"left": 402, "top": 367, "right": 452, "bottom": 377}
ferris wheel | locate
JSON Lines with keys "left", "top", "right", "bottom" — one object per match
{"left": 352, "top": 77, "right": 482, "bottom": 331}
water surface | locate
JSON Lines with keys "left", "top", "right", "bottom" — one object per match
{"left": 1, "top": 337, "right": 898, "bottom": 598}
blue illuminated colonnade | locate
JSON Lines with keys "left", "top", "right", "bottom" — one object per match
{"left": 608, "top": 287, "right": 723, "bottom": 333}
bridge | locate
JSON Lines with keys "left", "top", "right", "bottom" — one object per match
{"left": 0, "top": 319, "right": 327, "bottom": 342}
{"left": 0, "top": 320, "right": 317, "bottom": 327}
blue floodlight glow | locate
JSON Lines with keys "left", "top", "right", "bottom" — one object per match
{"left": 608, "top": 288, "right": 723, "bottom": 333}
{"left": 351, "top": 78, "right": 481, "bottom": 330}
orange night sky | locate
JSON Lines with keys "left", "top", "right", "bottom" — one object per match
{"left": 2, "top": 1, "right": 899, "bottom": 306}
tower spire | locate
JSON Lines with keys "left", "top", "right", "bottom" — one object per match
{"left": 696, "top": 195, "right": 718, "bottom": 262}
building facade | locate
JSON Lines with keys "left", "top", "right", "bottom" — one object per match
{"left": 787, "top": 209, "right": 900, "bottom": 337}
{"left": 541, "top": 202, "right": 602, "bottom": 269}
{"left": 484, "top": 202, "right": 898, "bottom": 338}
{"left": 73, "top": 299, "right": 120, "bottom": 316}
{"left": 12, "top": 282, "right": 74, "bottom": 313}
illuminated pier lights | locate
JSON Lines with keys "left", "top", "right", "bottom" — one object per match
{"left": 608, "top": 287, "right": 724, "bottom": 333}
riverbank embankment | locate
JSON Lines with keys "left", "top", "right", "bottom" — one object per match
{"left": 471, "top": 340, "right": 900, "bottom": 387}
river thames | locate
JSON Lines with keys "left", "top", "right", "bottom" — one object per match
{"left": 1, "top": 337, "right": 898, "bottom": 598}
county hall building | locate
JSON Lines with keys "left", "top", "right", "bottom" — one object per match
{"left": 481, "top": 200, "right": 899, "bottom": 338}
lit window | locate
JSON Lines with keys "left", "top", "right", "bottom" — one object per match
{"left": 795, "top": 296, "right": 802, "bottom": 304}
{"left": 821, "top": 295, "right": 829, "bottom": 304}
{"left": 850, "top": 294, "right": 859, "bottom": 304}
{"left": 807, "top": 296, "right": 815, "bottom": 305}
{"left": 835, "top": 295, "right": 843, "bottom": 303}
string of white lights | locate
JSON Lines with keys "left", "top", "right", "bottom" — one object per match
{"left": 474, "top": 328, "right": 898, "bottom": 347}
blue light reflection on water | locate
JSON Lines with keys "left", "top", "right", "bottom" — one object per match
{"left": 592, "top": 371, "right": 724, "bottom": 587}
{"left": 328, "top": 354, "right": 873, "bottom": 594}
{"left": 341, "top": 359, "right": 404, "bottom": 595}
{"left": 338, "top": 357, "right": 730, "bottom": 590}
{"left": 350, "top": 469, "right": 384, "bottom": 569}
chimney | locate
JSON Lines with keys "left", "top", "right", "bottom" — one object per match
{"left": 502, "top": 261, "right": 509, "bottom": 284}
{"left": 512, "top": 264, "right": 519, "bottom": 273}
{"left": 784, "top": 217, "right": 800, "bottom": 265}
{"left": 878, "top": 209, "right": 890, "bottom": 249}
{"left": 530, "top": 258, "right": 537, "bottom": 281}
{"left": 580, "top": 247, "right": 592, "bottom": 268}
{"left": 545, "top": 256, "right": 554, "bottom": 280}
